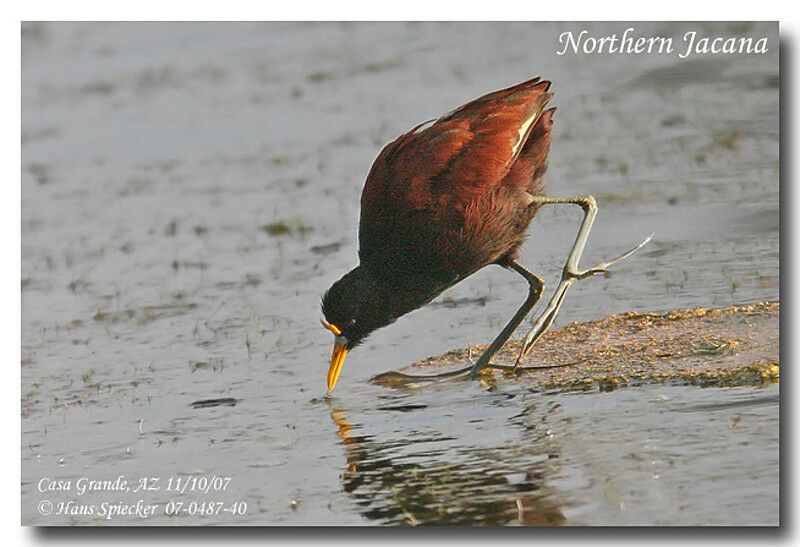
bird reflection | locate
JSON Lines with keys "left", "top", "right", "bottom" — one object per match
{"left": 329, "top": 406, "right": 567, "bottom": 526}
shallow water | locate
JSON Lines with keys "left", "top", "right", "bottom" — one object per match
{"left": 21, "top": 22, "right": 779, "bottom": 525}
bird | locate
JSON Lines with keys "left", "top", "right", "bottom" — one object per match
{"left": 321, "top": 77, "right": 650, "bottom": 393}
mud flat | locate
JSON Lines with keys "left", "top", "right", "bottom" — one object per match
{"left": 386, "top": 301, "right": 779, "bottom": 392}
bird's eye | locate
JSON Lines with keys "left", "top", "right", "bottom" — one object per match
{"left": 347, "top": 319, "right": 356, "bottom": 327}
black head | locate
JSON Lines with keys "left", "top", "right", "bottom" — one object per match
{"left": 321, "top": 265, "right": 396, "bottom": 350}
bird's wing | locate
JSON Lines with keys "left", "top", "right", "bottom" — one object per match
{"left": 360, "top": 78, "right": 553, "bottom": 219}
{"left": 434, "top": 78, "right": 553, "bottom": 202}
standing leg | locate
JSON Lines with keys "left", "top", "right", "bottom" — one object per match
{"left": 470, "top": 262, "right": 544, "bottom": 372}
{"left": 374, "top": 260, "right": 544, "bottom": 382}
{"left": 513, "top": 194, "right": 652, "bottom": 368}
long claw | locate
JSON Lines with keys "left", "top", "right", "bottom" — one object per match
{"left": 572, "top": 233, "right": 654, "bottom": 280}
{"left": 599, "top": 232, "right": 654, "bottom": 270}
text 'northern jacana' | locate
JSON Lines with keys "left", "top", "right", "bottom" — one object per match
{"left": 321, "top": 77, "right": 651, "bottom": 392}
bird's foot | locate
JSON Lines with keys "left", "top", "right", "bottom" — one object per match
{"left": 575, "top": 267, "right": 608, "bottom": 280}
{"left": 566, "top": 233, "right": 654, "bottom": 281}
{"left": 490, "top": 361, "right": 579, "bottom": 373}
{"left": 370, "top": 365, "right": 474, "bottom": 386}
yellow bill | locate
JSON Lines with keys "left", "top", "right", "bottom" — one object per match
{"left": 322, "top": 319, "right": 348, "bottom": 392}
{"left": 327, "top": 340, "right": 349, "bottom": 392}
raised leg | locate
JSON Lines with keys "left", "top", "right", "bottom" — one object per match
{"left": 512, "top": 194, "right": 652, "bottom": 369}
{"left": 374, "top": 260, "right": 545, "bottom": 382}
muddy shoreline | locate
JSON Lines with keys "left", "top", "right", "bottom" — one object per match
{"left": 385, "top": 301, "right": 779, "bottom": 392}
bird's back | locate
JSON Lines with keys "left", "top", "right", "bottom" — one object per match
{"left": 359, "top": 78, "right": 555, "bottom": 293}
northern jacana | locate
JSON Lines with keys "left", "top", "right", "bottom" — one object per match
{"left": 321, "top": 77, "right": 650, "bottom": 392}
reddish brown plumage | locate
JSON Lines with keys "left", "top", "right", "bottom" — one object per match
{"left": 323, "top": 77, "right": 555, "bottom": 351}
